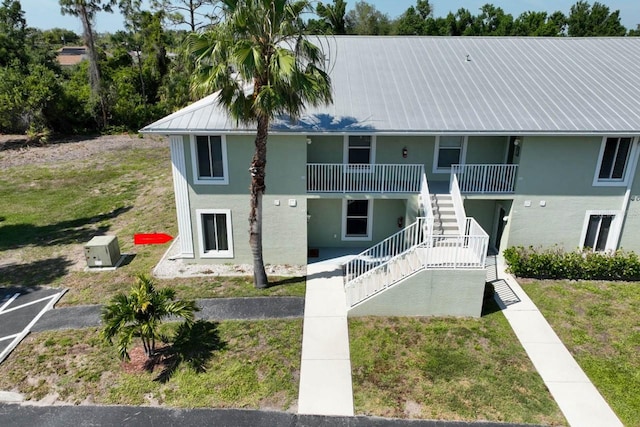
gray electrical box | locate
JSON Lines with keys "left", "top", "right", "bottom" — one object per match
{"left": 84, "top": 235, "right": 121, "bottom": 268}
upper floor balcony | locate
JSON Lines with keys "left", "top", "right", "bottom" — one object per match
{"left": 452, "top": 164, "right": 518, "bottom": 194}
{"left": 307, "top": 164, "right": 424, "bottom": 193}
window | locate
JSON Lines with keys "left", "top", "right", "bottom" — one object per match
{"left": 594, "top": 137, "right": 636, "bottom": 186}
{"left": 191, "top": 135, "right": 228, "bottom": 184}
{"left": 434, "top": 136, "right": 466, "bottom": 173}
{"left": 345, "top": 135, "right": 374, "bottom": 165}
{"left": 580, "top": 211, "right": 620, "bottom": 252}
{"left": 342, "top": 199, "right": 373, "bottom": 240}
{"left": 196, "top": 209, "right": 233, "bottom": 258}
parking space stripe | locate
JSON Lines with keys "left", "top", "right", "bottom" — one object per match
{"left": 0, "top": 294, "right": 59, "bottom": 315}
{"left": 0, "top": 333, "right": 20, "bottom": 342}
{"left": 0, "top": 293, "right": 20, "bottom": 313}
{"left": 0, "top": 291, "right": 65, "bottom": 364}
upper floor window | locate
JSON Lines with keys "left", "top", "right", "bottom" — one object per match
{"left": 191, "top": 135, "right": 229, "bottom": 185}
{"left": 434, "top": 136, "right": 467, "bottom": 173}
{"left": 593, "top": 137, "right": 636, "bottom": 186}
{"left": 346, "top": 135, "right": 374, "bottom": 164}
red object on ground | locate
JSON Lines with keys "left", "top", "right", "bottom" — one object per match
{"left": 134, "top": 233, "right": 173, "bottom": 245}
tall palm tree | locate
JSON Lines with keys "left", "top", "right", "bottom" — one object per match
{"left": 101, "top": 274, "right": 199, "bottom": 360}
{"left": 187, "top": 0, "right": 333, "bottom": 288}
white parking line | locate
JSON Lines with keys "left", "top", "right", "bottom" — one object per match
{"left": 0, "top": 294, "right": 62, "bottom": 315}
{"left": 0, "top": 291, "right": 65, "bottom": 364}
{"left": 0, "top": 333, "right": 19, "bottom": 342}
{"left": 0, "top": 293, "right": 20, "bottom": 313}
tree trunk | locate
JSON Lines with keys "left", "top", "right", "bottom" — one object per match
{"left": 77, "top": 3, "right": 107, "bottom": 128}
{"left": 250, "top": 115, "right": 269, "bottom": 288}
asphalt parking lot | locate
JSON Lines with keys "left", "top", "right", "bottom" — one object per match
{"left": 0, "top": 288, "right": 65, "bottom": 363}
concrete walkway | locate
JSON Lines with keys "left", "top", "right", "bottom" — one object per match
{"left": 489, "top": 256, "right": 623, "bottom": 427}
{"left": 297, "top": 261, "right": 354, "bottom": 416}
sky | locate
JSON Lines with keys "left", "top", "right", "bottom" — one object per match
{"left": 19, "top": 0, "right": 640, "bottom": 34}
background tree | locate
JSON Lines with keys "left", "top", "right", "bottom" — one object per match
{"left": 567, "top": 1, "right": 626, "bottom": 36}
{"left": 188, "top": 0, "right": 332, "bottom": 288}
{"left": 101, "top": 274, "right": 199, "bottom": 360}
{"left": 477, "top": 4, "right": 513, "bottom": 35}
{"left": 346, "top": 1, "right": 391, "bottom": 35}
{"left": 513, "top": 11, "right": 566, "bottom": 36}
{"left": 150, "top": 0, "right": 219, "bottom": 31}
{"left": 314, "top": 0, "right": 347, "bottom": 34}
{"left": 59, "top": 0, "right": 116, "bottom": 127}
{"left": 0, "top": 0, "right": 28, "bottom": 67}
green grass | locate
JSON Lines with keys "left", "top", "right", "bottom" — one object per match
{"left": 0, "top": 138, "right": 305, "bottom": 305}
{"left": 0, "top": 319, "right": 302, "bottom": 409}
{"left": 521, "top": 279, "right": 640, "bottom": 426}
{"left": 349, "top": 300, "right": 566, "bottom": 425}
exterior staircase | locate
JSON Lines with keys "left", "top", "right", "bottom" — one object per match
{"left": 431, "top": 194, "right": 460, "bottom": 236}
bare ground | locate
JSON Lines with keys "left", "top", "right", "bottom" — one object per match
{"left": 0, "top": 133, "right": 166, "bottom": 168}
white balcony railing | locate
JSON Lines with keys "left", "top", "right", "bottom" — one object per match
{"left": 451, "top": 164, "right": 518, "bottom": 193}
{"left": 307, "top": 164, "right": 424, "bottom": 193}
{"left": 450, "top": 173, "right": 467, "bottom": 235}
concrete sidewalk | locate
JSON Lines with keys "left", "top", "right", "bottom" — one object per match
{"left": 489, "top": 256, "right": 623, "bottom": 427}
{"left": 297, "top": 261, "right": 354, "bottom": 416}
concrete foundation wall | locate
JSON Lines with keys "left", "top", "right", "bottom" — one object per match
{"left": 348, "top": 268, "right": 486, "bottom": 318}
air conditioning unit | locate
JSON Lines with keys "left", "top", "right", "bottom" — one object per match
{"left": 84, "top": 235, "right": 121, "bottom": 268}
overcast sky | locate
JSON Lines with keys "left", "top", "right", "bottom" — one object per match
{"left": 19, "top": 0, "right": 640, "bottom": 33}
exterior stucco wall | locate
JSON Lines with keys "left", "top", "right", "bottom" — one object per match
{"left": 466, "top": 136, "right": 508, "bottom": 164}
{"left": 307, "top": 135, "right": 343, "bottom": 163}
{"left": 502, "top": 136, "right": 626, "bottom": 250}
{"left": 347, "top": 268, "right": 485, "bottom": 317}
{"left": 307, "top": 198, "right": 407, "bottom": 248}
{"left": 619, "top": 152, "right": 640, "bottom": 252}
{"left": 184, "top": 134, "right": 308, "bottom": 265}
{"left": 463, "top": 199, "right": 498, "bottom": 246}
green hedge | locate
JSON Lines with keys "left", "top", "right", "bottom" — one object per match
{"left": 503, "top": 246, "right": 640, "bottom": 281}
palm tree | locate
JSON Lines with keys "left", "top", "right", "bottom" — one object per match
{"left": 101, "top": 274, "right": 199, "bottom": 360}
{"left": 187, "top": 0, "right": 333, "bottom": 288}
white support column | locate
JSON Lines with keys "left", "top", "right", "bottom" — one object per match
{"left": 169, "top": 135, "right": 194, "bottom": 258}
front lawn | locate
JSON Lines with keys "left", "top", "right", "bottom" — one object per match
{"left": 349, "top": 300, "right": 566, "bottom": 425}
{"left": 0, "top": 319, "right": 302, "bottom": 409}
{"left": 522, "top": 279, "right": 640, "bottom": 426}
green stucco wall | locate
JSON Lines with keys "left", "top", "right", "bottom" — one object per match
{"left": 501, "top": 136, "right": 626, "bottom": 251}
{"left": 307, "top": 135, "right": 343, "bottom": 163}
{"left": 347, "top": 268, "right": 485, "bottom": 317}
{"left": 307, "top": 197, "right": 408, "bottom": 248}
{"left": 619, "top": 151, "right": 640, "bottom": 252}
{"left": 466, "top": 136, "right": 508, "bottom": 164}
{"left": 184, "top": 134, "right": 308, "bottom": 265}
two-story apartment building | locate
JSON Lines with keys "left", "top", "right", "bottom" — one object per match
{"left": 142, "top": 37, "right": 640, "bottom": 317}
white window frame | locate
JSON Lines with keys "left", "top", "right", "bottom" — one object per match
{"left": 191, "top": 134, "right": 229, "bottom": 185}
{"left": 579, "top": 210, "right": 621, "bottom": 252}
{"left": 196, "top": 209, "right": 234, "bottom": 258}
{"left": 343, "top": 135, "right": 376, "bottom": 166}
{"left": 433, "top": 135, "right": 468, "bottom": 174}
{"left": 341, "top": 199, "right": 373, "bottom": 241}
{"left": 592, "top": 136, "right": 637, "bottom": 187}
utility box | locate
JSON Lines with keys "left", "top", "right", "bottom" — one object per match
{"left": 84, "top": 235, "right": 121, "bottom": 268}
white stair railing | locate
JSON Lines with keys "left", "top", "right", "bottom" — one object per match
{"left": 449, "top": 173, "right": 467, "bottom": 236}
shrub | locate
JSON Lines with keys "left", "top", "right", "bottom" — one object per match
{"left": 503, "top": 246, "right": 640, "bottom": 281}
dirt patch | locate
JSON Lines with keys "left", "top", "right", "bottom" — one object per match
{"left": 0, "top": 134, "right": 166, "bottom": 168}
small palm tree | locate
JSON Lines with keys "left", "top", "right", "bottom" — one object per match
{"left": 187, "top": 0, "right": 333, "bottom": 289}
{"left": 101, "top": 273, "right": 199, "bottom": 360}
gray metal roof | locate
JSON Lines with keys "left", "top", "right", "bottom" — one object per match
{"left": 141, "top": 36, "right": 640, "bottom": 135}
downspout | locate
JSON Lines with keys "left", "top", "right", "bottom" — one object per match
{"left": 613, "top": 140, "right": 640, "bottom": 249}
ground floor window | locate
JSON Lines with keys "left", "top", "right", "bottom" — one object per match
{"left": 342, "top": 199, "right": 372, "bottom": 240}
{"left": 196, "top": 209, "right": 234, "bottom": 258}
{"left": 581, "top": 211, "right": 619, "bottom": 252}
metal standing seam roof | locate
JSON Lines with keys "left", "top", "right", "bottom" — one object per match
{"left": 141, "top": 36, "right": 640, "bottom": 135}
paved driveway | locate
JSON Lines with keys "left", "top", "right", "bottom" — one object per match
{"left": 0, "top": 288, "right": 65, "bottom": 363}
